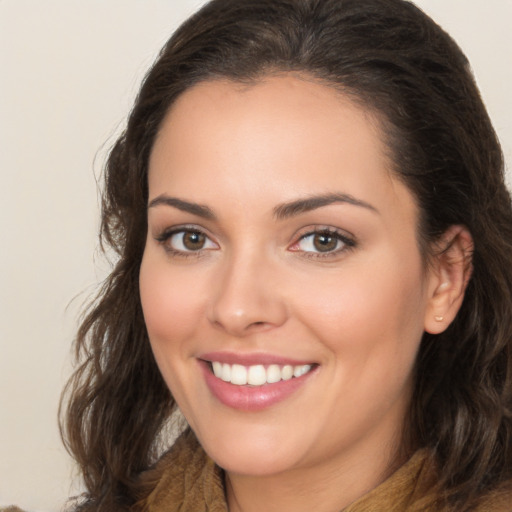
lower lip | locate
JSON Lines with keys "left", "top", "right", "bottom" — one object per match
{"left": 199, "top": 361, "right": 317, "bottom": 411}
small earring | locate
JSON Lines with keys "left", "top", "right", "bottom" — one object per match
{"left": 434, "top": 315, "right": 444, "bottom": 322}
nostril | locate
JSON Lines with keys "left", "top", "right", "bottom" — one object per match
{"left": 248, "top": 321, "right": 267, "bottom": 329}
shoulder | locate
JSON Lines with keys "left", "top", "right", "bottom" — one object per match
{"left": 473, "top": 483, "right": 512, "bottom": 512}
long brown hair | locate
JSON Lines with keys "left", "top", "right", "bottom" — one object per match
{"left": 61, "top": 0, "right": 512, "bottom": 509}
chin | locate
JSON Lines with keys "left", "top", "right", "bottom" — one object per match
{"left": 192, "top": 422, "right": 307, "bottom": 476}
{"left": 210, "top": 446, "right": 299, "bottom": 477}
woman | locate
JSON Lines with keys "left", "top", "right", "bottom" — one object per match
{"left": 59, "top": 0, "right": 512, "bottom": 510}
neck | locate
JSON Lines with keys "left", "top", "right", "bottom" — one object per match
{"left": 225, "top": 439, "right": 405, "bottom": 512}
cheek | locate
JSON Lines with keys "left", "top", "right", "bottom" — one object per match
{"left": 139, "top": 251, "right": 212, "bottom": 412}
{"left": 139, "top": 252, "right": 205, "bottom": 354}
{"left": 293, "top": 251, "right": 427, "bottom": 365}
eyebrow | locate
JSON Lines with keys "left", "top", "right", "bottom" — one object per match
{"left": 148, "top": 195, "right": 215, "bottom": 219}
{"left": 147, "top": 192, "right": 378, "bottom": 220}
{"left": 273, "top": 193, "right": 379, "bottom": 220}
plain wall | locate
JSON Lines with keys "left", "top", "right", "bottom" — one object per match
{"left": 0, "top": 1, "right": 510, "bottom": 510}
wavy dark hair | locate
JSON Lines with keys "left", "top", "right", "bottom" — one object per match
{"left": 60, "top": 0, "right": 512, "bottom": 510}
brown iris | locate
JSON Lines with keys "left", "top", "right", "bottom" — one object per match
{"left": 183, "top": 231, "right": 206, "bottom": 250}
{"left": 313, "top": 232, "right": 338, "bottom": 252}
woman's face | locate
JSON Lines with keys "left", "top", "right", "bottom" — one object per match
{"left": 140, "top": 75, "right": 438, "bottom": 478}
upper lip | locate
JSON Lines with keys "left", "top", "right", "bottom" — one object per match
{"left": 199, "top": 351, "right": 316, "bottom": 367}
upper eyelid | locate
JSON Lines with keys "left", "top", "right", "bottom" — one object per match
{"left": 154, "top": 226, "right": 219, "bottom": 257}
{"left": 289, "top": 230, "right": 356, "bottom": 260}
{"left": 292, "top": 225, "right": 355, "bottom": 241}
{"left": 154, "top": 224, "right": 215, "bottom": 240}
{"left": 152, "top": 224, "right": 355, "bottom": 249}
{"left": 290, "top": 225, "right": 356, "bottom": 250}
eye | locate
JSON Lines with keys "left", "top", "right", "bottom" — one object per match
{"left": 156, "top": 228, "right": 218, "bottom": 254}
{"left": 290, "top": 229, "right": 355, "bottom": 255}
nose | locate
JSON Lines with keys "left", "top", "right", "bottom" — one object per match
{"left": 207, "top": 251, "right": 288, "bottom": 337}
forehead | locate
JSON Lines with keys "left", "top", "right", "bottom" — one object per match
{"left": 148, "top": 74, "right": 416, "bottom": 224}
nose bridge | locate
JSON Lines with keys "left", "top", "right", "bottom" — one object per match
{"left": 208, "top": 242, "right": 287, "bottom": 335}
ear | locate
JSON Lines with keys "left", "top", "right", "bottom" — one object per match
{"left": 424, "top": 225, "right": 474, "bottom": 334}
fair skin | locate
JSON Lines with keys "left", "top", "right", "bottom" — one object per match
{"left": 139, "top": 74, "right": 471, "bottom": 512}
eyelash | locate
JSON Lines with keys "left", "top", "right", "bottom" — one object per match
{"left": 155, "top": 225, "right": 217, "bottom": 259}
{"left": 290, "top": 227, "right": 356, "bottom": 259}
{"left": 154, "top": 226, "right": 356, "bottom": 259}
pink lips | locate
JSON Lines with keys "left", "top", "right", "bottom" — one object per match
{"left": 199, "top": 352, "right": 317, "bottom": 411}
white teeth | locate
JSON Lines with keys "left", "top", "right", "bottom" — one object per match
{"left": 293, "top": 364, "right": 312, "bottom": 378}
{"left": 247, "top": 365, "right": 267, "bottom": 385}
{"left": 282, "top": 365, "right": 294, "bottom": 380}
{"left": 221, "top": 363, "right": 231, "bottom": 382}
{"left": 230, "top": 364, "right": 247, "bottom": 385}
{"left": 266, "top": 364, "right": 281, "bottom": 384}
{"left": 210, "top": 361, "right": 313, "bottom": 386}
{"left": 212, "top": 361, "right": 222, "bottom": 378}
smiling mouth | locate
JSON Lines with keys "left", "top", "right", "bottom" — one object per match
{"left": 208, "top": 361, "right": 316, "bottom": 386}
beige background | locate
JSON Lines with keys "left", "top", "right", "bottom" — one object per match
{"left": 1, "top": 1, "right": 510, "bottom": 510}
